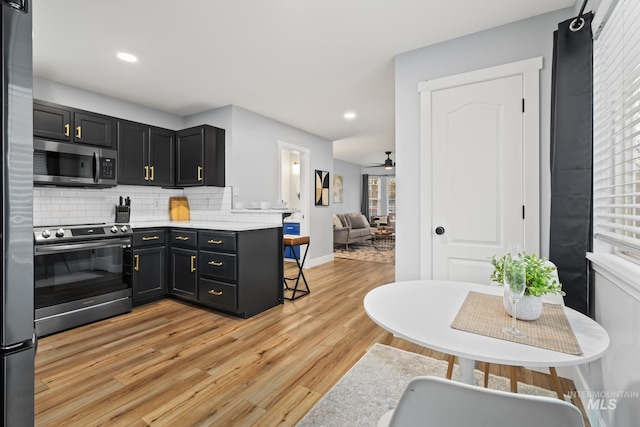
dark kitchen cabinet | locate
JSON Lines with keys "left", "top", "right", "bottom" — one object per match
{"left": 170, "top": 230, "right": 198, "bottom": 301}
{"left": 176, "top": 125, "right": 225, "bottom": 187}
{"left": 125, "top": 229, "right": 167, "bottom": 306}
{"left": 33, "top": 102, "right": 71, "bottom": 141}
{"left": 118, "top": 121, "right": 175, "bottom": 186}
{"left": 149, "top": 127, "right": 175, "bottom": 186}
{"left": 197, "top": 228, "right": 283, "bottom": 318}
{"left": 33, "top": 100, "right": 115, "bottom": 148}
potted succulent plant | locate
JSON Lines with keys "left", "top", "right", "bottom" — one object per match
{"left": 490, "top": 252, "right": 565, "bottom": 320}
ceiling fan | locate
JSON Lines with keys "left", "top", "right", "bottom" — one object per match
{"left": 365, "top": 151, "right": 396, "bottom": 170}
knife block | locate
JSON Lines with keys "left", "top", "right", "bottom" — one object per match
{"left": 115, "top": 205, "right": 130, "bottom": 223}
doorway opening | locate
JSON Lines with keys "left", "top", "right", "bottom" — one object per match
{"left": 278, "top": 141, "right": 310, "bottom": 236}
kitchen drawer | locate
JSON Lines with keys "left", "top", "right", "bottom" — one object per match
{"left": 170, "top": 229, "right": 197, "bottom": 248}
{"left": 199, "top": 231, "right": 236, "bottom": 252}
{"left": 199, "top": 278, "right": 237, "bottom": 311}
{"left": 133, "top": 229, "right": 165, "bottom": 247}
{"left": 199, "top": 251, "right": 236, "bottom": 281}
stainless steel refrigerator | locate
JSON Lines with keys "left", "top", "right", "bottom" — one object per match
{"left": 1, "top": 1, "right": 35, "bottom": 426}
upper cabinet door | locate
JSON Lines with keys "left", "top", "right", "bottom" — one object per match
{"left": 176, "top": 127, "right": 205, "bottom": 186}
{"left": 118, "top": 121, "right": 149, "bottom": 185}
{"left": 33, "top": 100, "right": 115, "bottom": 148}
{"left": 33, "top": 102, "right": 71, "bottom": 141}
{"left": 74, "top": 112, "right": 114, "bottom": 148}
{"left": 149, "top": 127, "right": 175, "bottom": 187}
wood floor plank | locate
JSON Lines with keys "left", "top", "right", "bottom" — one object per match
{"left": 35, "top": 257, "right": 589, "bottom": 426}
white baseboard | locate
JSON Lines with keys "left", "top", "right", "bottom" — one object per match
{"left": 303, "top": 253, "right": 334, "bottom": 269}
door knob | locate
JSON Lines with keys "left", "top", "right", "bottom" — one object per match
{"left": 435, "top": 226, "right": 445, "bottom": 235}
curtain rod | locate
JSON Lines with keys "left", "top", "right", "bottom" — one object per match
{"left": 570, "top": 0, "right": 589, "bottom": 32}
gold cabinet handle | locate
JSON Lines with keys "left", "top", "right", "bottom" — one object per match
{"left": 175, "top": 236, "right": 190, "bottom": 241}
{"left": 208, "top": 240, "right": 223, "bottom": 245}
{"left": 190, "top": 255, "right": 196, "bottom": 272}
{"left": 142, "top": 235, "right": 160, "bottom": 241}
{"left": 150, "top": 165, "right": 155, "bottom": 181}
{"left": 134, "top": 254, "right": 140, "bottom": 271}
{"left": 64, "top": 124, "right": 70, "bottom": 137}
{"left": 76, "top": 125, "right": 81, "bottom": 139}
{"left": 208, "top": 290, "right": 223, "bottom": 296}
{"left": 197, "top": 166, "right": 203, "bottom": 181}
{"left": 207, "top": 261, "right": 223, "bottom": 267}
{"left": 144, "top": 165, "right": 149, "bottom": 181}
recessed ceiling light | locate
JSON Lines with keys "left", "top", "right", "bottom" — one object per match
{"left": 117, "top": 52, "right": 138, "bottom": 63}
{"left": 344, "top": 112, "right": 356, "bottom": 120}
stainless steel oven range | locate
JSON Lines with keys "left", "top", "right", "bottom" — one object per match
{"left": 33, "top": 223, "right": 133, "bottom": 336}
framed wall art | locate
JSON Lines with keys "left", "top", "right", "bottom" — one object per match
{"left": 333, "top": 175, "right": 343, "bottom": 203}
{"left": 315, "top": 170, "right": 330, "bottom": 206}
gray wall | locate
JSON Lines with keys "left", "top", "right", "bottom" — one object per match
{"left": 332, "top": 159, "right": 362, "bottom": 214}
{"left": 393, "top": 7, "right": 575, "bottom": 282}
{"left": 186, "top": 105, "right": 335, "bottom": 264}
{"left": 34, "top": 77, "right": 184, "bottom": 130}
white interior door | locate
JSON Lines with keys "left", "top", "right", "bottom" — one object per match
{"left": 431, "top": 75, "right": 524, "bottom": 282}
{"left": 419, "top": 58, "right": 542, "bottom": 282}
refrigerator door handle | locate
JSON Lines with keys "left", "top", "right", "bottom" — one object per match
{"left": 4, "top": 1, "right": 28, "bottom": 12}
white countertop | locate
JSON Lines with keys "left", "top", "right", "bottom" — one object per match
{"left": 129, "top": 220, "right": 282, "bottom": 231}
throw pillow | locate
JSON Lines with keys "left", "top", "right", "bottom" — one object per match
{"left": 333, "top": 214, "right": 343, "bottom": 228}
{"left": 338, "top": 213, "right": 350, "bottom": 227}
{"left": 348, "top": 213, "right": 369, "bottom": 229}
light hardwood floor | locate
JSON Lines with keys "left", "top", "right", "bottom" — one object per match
{"left": 35, "top": 257, "right": 586, "bottom": 426}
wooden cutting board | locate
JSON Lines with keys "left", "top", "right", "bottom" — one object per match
{"left": 169, "top": 197, "right": 190, "bottom": 221}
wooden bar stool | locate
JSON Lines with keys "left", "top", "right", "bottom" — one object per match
{"left": 283, "top": 234, "right": 310, "bottom": 300}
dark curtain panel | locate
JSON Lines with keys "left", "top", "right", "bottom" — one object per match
{"left": 361, "top": 174, "right": 369, "bottom": 217}
{"left": 549, "top": 12, "right": 593, "bottom": 315}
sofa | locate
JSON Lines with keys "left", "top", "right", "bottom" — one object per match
{"left": 333, "top": 213, "right": 376, "bottom": 249}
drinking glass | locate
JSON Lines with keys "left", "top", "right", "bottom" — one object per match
{"left": 502, "top": 251, "right": 527, "bottom": 338}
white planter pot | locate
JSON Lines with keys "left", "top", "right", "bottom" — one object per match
{"left": 503, "top": 293, "right": 543, "bottom": 321}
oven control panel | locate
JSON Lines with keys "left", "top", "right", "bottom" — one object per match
{"left": 34, "top": 223, "right": 132, "bottom": 244}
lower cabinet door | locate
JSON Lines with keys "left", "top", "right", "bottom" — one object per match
{"left": 133, "top": 246, "right": 166, "bottom": 302}
{"left": 198, "top": 278, "right": 237, "bottom": 311}
{"left": 171, "top": 247, "right": 198, "bottom": 301}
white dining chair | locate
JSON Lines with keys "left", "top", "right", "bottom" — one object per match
{"left": 378, "top": 376, "right": 585, "bottom": 427}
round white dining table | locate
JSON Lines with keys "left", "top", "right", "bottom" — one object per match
{"left": 363, "top": 280, "right": 610, "bottom": 384}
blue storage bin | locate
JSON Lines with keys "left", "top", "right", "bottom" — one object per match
{"left": 284, "top": 222, "right": 300, "bottom": 259}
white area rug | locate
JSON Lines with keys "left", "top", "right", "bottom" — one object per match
{"left": 297, "top": 343, "right": 558, "bottom": 426}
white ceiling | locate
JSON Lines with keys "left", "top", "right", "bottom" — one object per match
{"left": 32, "top": 0, "right": 575, "bottom": 167}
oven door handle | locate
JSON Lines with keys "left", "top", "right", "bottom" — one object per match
{"left": 34, "top": 238, "right": 131, "bottom": 254}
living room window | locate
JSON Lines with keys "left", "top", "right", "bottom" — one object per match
{"left": 368, "top": 177, "right": 380, "bottom": 218}
{"left": 593, "top": 0, "right": 640, "bottom": 261}
{"left": 367, "top": 175, "right": 396, "bottom": 224}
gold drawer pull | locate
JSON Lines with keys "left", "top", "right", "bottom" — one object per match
{"left": 134, "top": 254, "right": 140, "bottom": 271}
{"left": 150, "top": 165, "right": 155, "bottom": 181}
{"left": 197, "top": 166, "right": 203, "bottom": 181}
{"left": 208, "top": 290, "right": 223, "bottom": 296}
{"left": 76, "top": 125, "right": 82, "bottom": 138}
{"left": 175, "top": 236, "right": 190, "bottom": 241}
{"left": 142, "top": 235, "right": 160, "bottom": 241}
{"left": 64, "top": 123, "right": 70, "bottom": 136}
{"left": 208, "top": 239, "right": 223, "bottom": 244}
{"left": 208, "top": 261, "right": 223, "bottom": 267}
{"left": 190, "top": 255, "right": 196, "bottom": 273}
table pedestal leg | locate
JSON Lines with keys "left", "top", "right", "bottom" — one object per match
{"left": 457, "top": 357, "right": 475, "bottom": 384}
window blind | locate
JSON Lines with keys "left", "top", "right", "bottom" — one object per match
{"left": 593, "top": 0, "right": 640, "bottom": 255}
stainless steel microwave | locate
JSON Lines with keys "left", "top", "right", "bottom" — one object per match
{"left": 33, "top": 139, "right": 117, "bottom": 187}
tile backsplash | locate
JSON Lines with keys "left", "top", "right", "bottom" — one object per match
{"left": 33, "top": 185, "right": 283, "bottom": 226}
